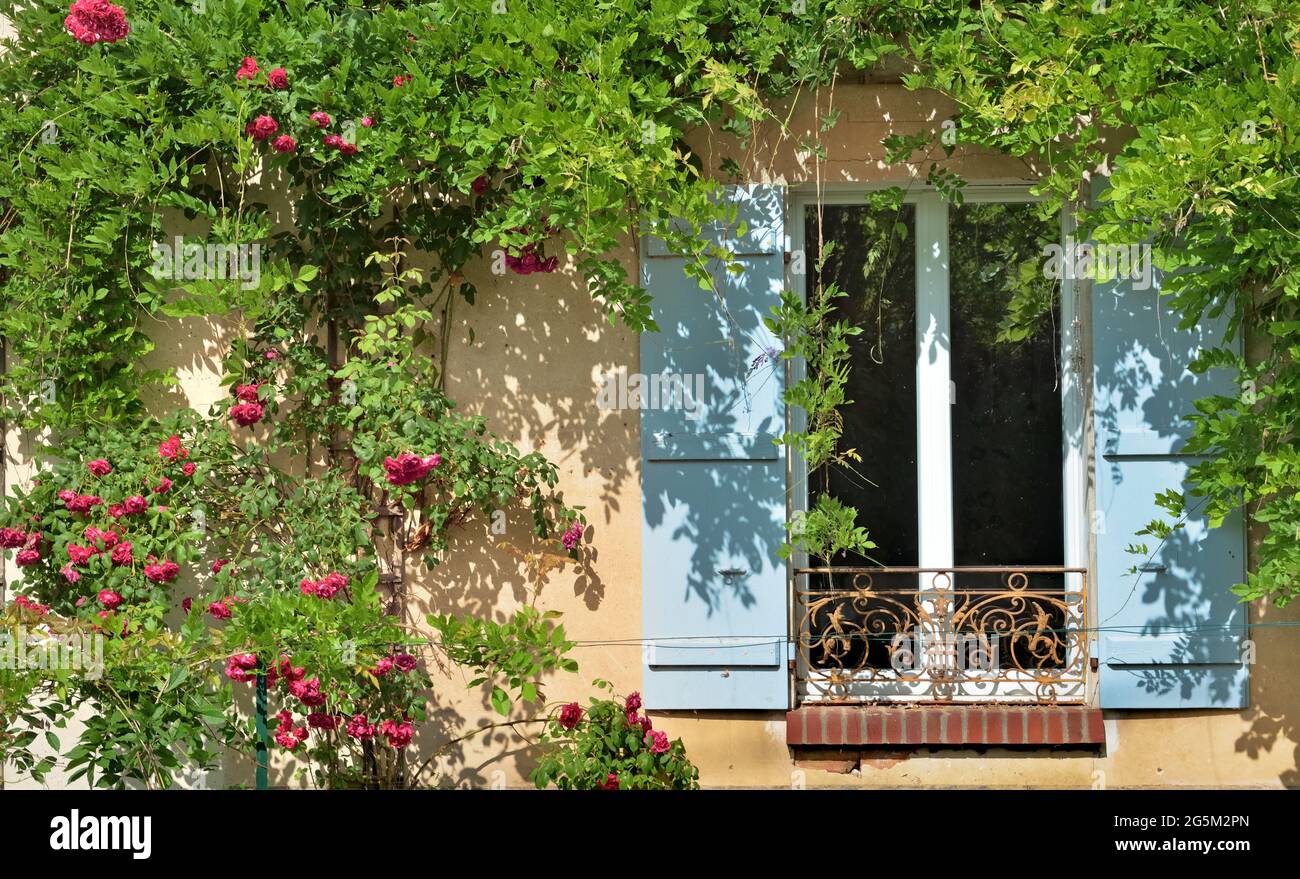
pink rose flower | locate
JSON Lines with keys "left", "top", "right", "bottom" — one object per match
{"left": 229, "top": 401, "right": 265, "bottom": 427}
{"left": 307, "top": 712, "right": 338, "bottom": 730}
{"left": 393, "top": 652, "right": 418, "bottom": 673}
{"left": 65, "top": 494, "right": 103, "bottom": 513}
{"left": 346, "top": 714, "right": 375, "bottom": 739}
{"left": 378, "top": 719, "right": 413, "bottom": 749}
{"left": 181, "top": 462, "right": 196, "bottom": 477}
{"left": 314, "top": 572, "right": 347, "bottom": 599}
{"left": 107, "top": 504, "right": 125, "bottom": 519}
{"left": 66, "top": 543, "right": 95, "bottom": 566}
{"left": 15, "top": 549, "right": 40, "bottom": 567}
{"left": 504, "top": 244, "right": 558, "bottom": 275}
{"left": 598, "top": 773, "right": 619, "bottom": 790}
{"left": 60, "top": 563, "right": 81, "bottom": 584}
{"left": 558, "top": 702, "right": 583, "bottom": 730}
{"left": 624, "top": 692, "right": 642, "bottom": 714}
{"left": 382, "top": 452, "right": 441, "bottom": 486}
{"left": 208, "top": 600, "right": 232, "bottom": 620}
{"left": 182, "top": 597, "right": 192, "bottom": 614}
{"left": 211, "top": 558, "right": 229, "bottom": 574}
{"left": 561, "top": 521, "right": 583, "bottom": 551}
{"left": 123, "top": 495, "right": 147, "bottom": 515}
{"left": 360, "top": 116, "right": 374, "bottom": 128}
{"left": 235, "top": 384, "right": 261, "bottom": 404}
{"left": 645, "top": 730, "right": 670, "bottom": 754}
{"left": 153, "top": 476, "right": 172, "bottom": 494}
{"left": 110, "top": 541, "right": 132, "bottom": 566}
{"left": 370, "top": 657, "right": 394, "bottom": 677}
{"left": 144, "top": 558, "right": 179, "bottom": 583}
{"left": 267, "top": 67, "right": 288, "bottom": 89}
{"left": 64, "top": 0, "right": 129, "bottom": 46}
{"left": 97, "top": 589, "right": 122, "bottom": 610}
{"left": 224, "top": 664, "right": 251, "bottom": 683}
{"left": 236, "top": 56, "right": 259, "bottom": 81}
{"left": 245, "top": 115, "right": 279, "bottom": 142}
{"left": 159, "top": 434, "right": 188, "bottom": 460}
{"left": 87, "top": 459, "right": 112, "bottom": 476}
{"left": 309, "top": 112, "right": 331, "bottom": 128}
{"left": 338, "top": 142, "right": 358, "bottom": 156}
{"left": 0, "top": 527, "right": 26, "bottom": 548}
{"left": 322, "top": 134, "right": 343, "bottom": 149}
{"left": 14, "top": 594, "right": 50, "bottom": 616}
{"left": 288, "top": 677, "right": 325, "bottom": 707}
{"left": 276, "top": 656, "right": 305, "bottom": 683}
{"left": 392, "top": 75, "right": 410, "bottom": 87}
{"left": 272, "top": 134, "right": 296, "bottom": 153}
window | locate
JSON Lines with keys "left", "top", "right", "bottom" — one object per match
{"left": 793, "top": 189, "right": 1088, "bottom": 704}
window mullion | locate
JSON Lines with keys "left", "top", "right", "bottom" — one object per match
{"left": 914, "top": 193, "right": 954, "bottom": 576}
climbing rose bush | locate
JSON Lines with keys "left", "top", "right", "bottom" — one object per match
{"left": 216, "top": 569, "right": 432, "bottom": 789}
{"left": 0, "top": 407, "right": 596, "bottom": 788}
{"left": 531, "top": 683, "right": 699, "bottom": 790}
{"left": 2, "top": 418, "right": 213, "bottom": 622}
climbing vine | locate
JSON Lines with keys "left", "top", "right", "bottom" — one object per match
{"left": 893, "top": 0, "right": 1300, "bottom": 604}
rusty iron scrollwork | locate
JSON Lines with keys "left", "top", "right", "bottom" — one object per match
{"left": 795, "top": 567, "right": 1088, "bottom": 704}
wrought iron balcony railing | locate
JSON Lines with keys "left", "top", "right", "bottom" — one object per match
{"left": 794, "top": 566, "right": 1088, "bottom": 704}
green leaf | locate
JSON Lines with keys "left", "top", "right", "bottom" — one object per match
{"left": 163, "top": 666, "right": 191, "bottom": 694}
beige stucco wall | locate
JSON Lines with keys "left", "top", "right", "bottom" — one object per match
{"left": 6, "top": 81, "right": 1299, "bottom": 788}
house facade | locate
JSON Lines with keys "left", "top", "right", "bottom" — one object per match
{"left": 5, "top": 82, "right": 1298, "bottom": 789}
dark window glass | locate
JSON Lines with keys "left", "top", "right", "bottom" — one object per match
{"left": 805, "top": 203, "right": 916, "bottom": 670}
{"left": 948, "top": 202, "right": 1063, "bottom": 569}
{"left": 806, "top": 202, "right": 918, "bottom": 567}
{"left": 948, "top": 202, "right": 1065, "bottom": 669}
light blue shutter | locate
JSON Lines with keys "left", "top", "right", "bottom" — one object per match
{"left": 640, "top": 184, "right": 789, "bottom": 710}
{"left": 1091, "top": 179, "right": 1249, "bottom": 709}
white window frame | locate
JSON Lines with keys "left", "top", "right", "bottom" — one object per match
{"left": 787, "top": 184, "right": 1089, "bottom": 703}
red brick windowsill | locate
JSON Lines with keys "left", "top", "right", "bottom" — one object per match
{"left": 787, "top": 705, "right": 1104, "bottom": 748}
